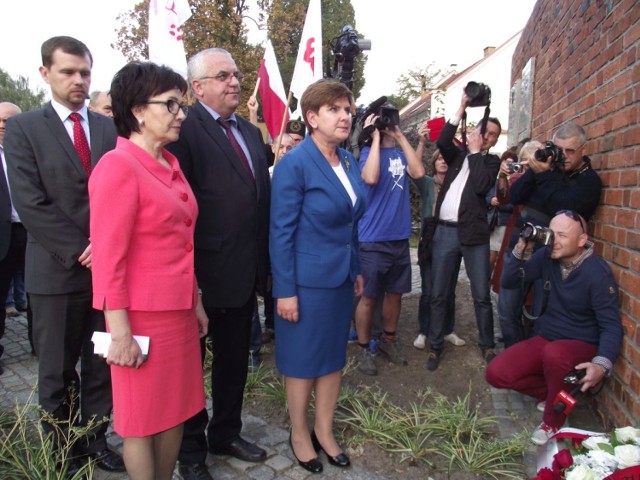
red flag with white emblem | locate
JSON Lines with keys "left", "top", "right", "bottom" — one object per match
{"left": 148, "top": 0, "right": 192, "bottom": 79}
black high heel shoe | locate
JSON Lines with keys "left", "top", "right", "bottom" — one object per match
{"left": 311, "top": 430, "right": 351, "bottom": 468}
{"left": 289, "top": 433, "right": 323, "bottom": 473}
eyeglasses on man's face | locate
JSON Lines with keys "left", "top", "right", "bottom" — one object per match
{"left": 145, "top": 99, "right": 189, "bottom": 116}
{"left": 198, "top": 71, "right": 244, "bottom": 84}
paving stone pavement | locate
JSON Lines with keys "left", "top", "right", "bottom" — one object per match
{"left": 0, "top": 250, "right": 602, "bottom": 479}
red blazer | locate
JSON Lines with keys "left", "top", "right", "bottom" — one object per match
{"left": 89, "top": 137, "right": 198, "bottom": 311}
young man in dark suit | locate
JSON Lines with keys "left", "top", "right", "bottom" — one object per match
{"left": 4, "top": 36, "right": 123, "bottom": 473}
{"left": 167, "top": 48, "right": 271, "bottom": 480}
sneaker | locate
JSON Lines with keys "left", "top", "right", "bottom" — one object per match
{"left": 531, "top": 422, "right": 558, "bottom": 445}
{"left": 536, "top": 401, "right": 546, "bottom": 412}
{"left": 357, "top": 349, "right": 377, "bottom": 376}
{"left": 377, "top": 339, "right": 408, "bottom": 366}
{"left": 481, "top": 348, "right": 496, "bottom": 364}
{"left": 444, "top": 332, "right": 466, "bottom": 346}
{"left": 413, "top": 333, "right": 427, "bottom": 350}
{"left": 426, "top": 349, "right": 442, "bottom": 371}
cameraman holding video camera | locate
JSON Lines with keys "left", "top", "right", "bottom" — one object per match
{"left": 486, "top": 210, "right": 622, "bottom": 445}
{"left": 497, "top": 123, "right": 603, "bottom": 348}
{"left": 354, "top": 105, "right": 425, "bottom": 376}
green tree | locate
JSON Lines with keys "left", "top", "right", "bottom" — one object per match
{"left": 113, "top": 0, "right": 266, "bottom": 117}
{"left": 394, "top": 62, "right": 444, "bottom": 105}
{"left": 0, "top": 69, "right": 46, "bottom": 112}
{"left": 266, "top": 0, "right": 367, "bottom": 101}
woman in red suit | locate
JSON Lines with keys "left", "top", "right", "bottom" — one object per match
{"left": 89, "top": 62, "right": 208, "bottom": 479}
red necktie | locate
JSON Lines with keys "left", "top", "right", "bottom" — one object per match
{"left": 69, "top": 112, "right": 92, "bottom": 175}
{"left": 217, "top": 118, "right": 254, "bottom": 180}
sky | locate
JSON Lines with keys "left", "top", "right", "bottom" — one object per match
{"left": 1, "top": 0, "right": 537, "bottom": 106}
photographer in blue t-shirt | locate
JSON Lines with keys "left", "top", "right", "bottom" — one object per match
{"left": 354, "top": 110, "right": 425, "bottom": 376}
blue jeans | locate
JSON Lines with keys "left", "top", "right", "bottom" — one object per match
{"left": 428, "top": 224, "right": 494, "bottom": 350}
{"left": 417, "top": 257, "right": 457, "bottom": 336}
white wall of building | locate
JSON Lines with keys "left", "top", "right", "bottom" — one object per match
{"left": 432, "top": 32, "right": 522, "bottom": 154}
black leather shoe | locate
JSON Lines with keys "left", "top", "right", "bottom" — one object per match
{"left": 311, "top": 431, "right": 350, "bottom": 468}
{"left": 426, "top": 349, "right": 443, "bottom": 371}
{"left": 481, "top": 348, "right": 496, "bottom": 364}
{"left": 178, "top": 462, "right": 213, "bottom": 480}
{"left": 289, "top": 433, "right": 323, "bottom": 473}
{"left": 87, "top": 448, "right": 125, "bottom": 472}
{"left": 209, "top": 436, "right": 266, "bottom": 462}
{"left": 58, "top": 458, "right": 87, "bottom": 479}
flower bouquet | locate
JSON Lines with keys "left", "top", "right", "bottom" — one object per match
{"left": 534, "top": 426, "right": 640, "bottom": 479}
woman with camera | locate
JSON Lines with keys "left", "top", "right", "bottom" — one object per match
{"left": 270, "top": 79, "right": 365, "bottom": 473}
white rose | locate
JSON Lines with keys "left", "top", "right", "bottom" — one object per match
{"left": 566, "top": 464, "right": 598, "bottom": 480}
{"left": 583, "top": 435, "right": 610, "bottom": 450}
{"left": 615, "top": 426, "right": 640, "bottom": 444}
{"left": 615, "top": 444, "right": 640, "bottom": 468}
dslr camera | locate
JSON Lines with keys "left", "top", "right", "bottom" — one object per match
{"left": 507, "top": 162, "right": 524, "bottom": 174}
{"left": 464, "top": 81, "right": 491, "bottom": 107}
{"left": 520, "top": 222, "right": 554, "bottom": 246}
{"left": 534, "top": 141, "right": 563, "bottom": 164}
{"left": 374, "top": 104, "right": 400, "bottom": 130}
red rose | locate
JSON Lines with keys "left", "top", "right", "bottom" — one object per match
{"left": 535, "top": 467, "right": 560, "bottom": 480}
{"left": 552, "top": 449, "right": 573, "bottom": 470}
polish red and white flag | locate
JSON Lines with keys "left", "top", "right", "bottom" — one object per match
{"left": 289, "top": 0, "right": 322, "bottom": 117}
{"left": 148, "top": 0, "right": 192, "bottom": 79}
{"left": 258, "top": 40, "right": 290, "bottom": 140}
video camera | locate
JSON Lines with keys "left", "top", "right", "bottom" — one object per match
{"left": 355, "top": 99, "right": 400, "bottom": 147}
{"left": 373, "top": 104, "right": 400, "bottom": 130}
{"left": 328, "top": 25, "right": 371, "bottom": 90}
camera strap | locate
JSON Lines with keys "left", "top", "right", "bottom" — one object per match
{"left": 521, "top": 279, "right": 551, "bottom": 321}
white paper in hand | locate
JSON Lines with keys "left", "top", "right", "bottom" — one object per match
{"left": 91, "top": 331, "right": 150, "bottom": 360}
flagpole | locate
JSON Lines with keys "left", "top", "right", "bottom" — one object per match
{"left": 273, "top": 91, "right": 294, "bottom": 166}
{"left": 252, "top": 77, "right": 261, "bottom": 98}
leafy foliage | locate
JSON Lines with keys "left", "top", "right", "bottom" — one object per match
{"left": 0, "top": 69, "right": 46, "bottom": 112}
{"left": 113, "top": 0, "right": 265, "bottom": 118}
{"left": 393, "top": 62, "right": 445, "bottom": 107}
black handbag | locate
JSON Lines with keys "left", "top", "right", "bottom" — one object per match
{"left": 488, "top": 207, "right": 499, "bottom": 232}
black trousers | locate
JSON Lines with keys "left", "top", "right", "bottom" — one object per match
{"left": 178, "top": 292, "right": 255, "bottom": 464}
{"left": 31, "top": 289, "right": 112, "bottom": 454}
{"left": 0, "top": 222, "right": 27, "bottom": 358}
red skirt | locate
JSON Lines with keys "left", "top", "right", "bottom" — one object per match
{"left": 110, "top": 309, "right": 204, "bottom": 437}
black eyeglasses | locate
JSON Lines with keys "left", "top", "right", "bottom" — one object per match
{"left": 198, "top": 71, "right": 244, "bottom": 83}
{"left": 145, "top": 99, "right": 189, "bottom": 116}
{"left": 556, "top": 210, "right": 586, "bottom": 232}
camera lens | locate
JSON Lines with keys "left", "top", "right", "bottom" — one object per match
{"left": 520, "top": 224, "right": 535, "bottom": 239}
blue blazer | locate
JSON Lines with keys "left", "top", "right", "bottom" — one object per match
{"left": 270, "top": 136, "right": 365, "bottom": 298}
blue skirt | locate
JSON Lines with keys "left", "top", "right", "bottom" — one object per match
{"left": 275, "top": 279, "right": 353, "bottom": 378}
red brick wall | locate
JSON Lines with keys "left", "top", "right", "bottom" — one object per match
{"left": 511, "top": 0, "right": 640, "bottom": 427}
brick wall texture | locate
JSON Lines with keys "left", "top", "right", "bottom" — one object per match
{"left": 511, "top": 0, "right": 639, "bottom": 427}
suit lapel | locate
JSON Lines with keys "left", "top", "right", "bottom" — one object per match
{"left": 42, "top": 104, "right": 86, "bottom": 177}
{"left": 303, "top": 138, "right": 355, "bottom": 211}
{"left": 193, "top": 102, "right": 255, "bottom": 189}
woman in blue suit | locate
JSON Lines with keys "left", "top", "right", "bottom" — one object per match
{"left": 270, "top": 79, "right": 365, "bottom": 474}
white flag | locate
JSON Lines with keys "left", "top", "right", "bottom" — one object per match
{"left": 148, "top": 0, "right": 192, "bottom": 79}
{"left": 289, "top": 0, "right": 322, "bottom": 116}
